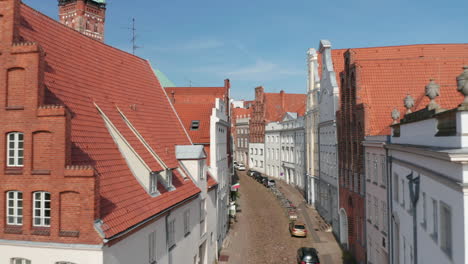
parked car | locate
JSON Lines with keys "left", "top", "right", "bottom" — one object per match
{"left": 289, "top": 221, "right": 307, "bottom": 237}
{"left": 237, "top": 164, "right": 246, "bottom": 171}
{"left": 296, "top": 247, "right": 320, "bottom": 264}
{"left": 267, "top": 179, "right": 276, "bottom": 188}
{"left": 262, "top": 177, "right": 269, "bottom": 187}
{"left": 247, "top": 169, "right": 256, "bottom": 176}
{"left": 253, "top": 172, "right": 262, "bottom": 182}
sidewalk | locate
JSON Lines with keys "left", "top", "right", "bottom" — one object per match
{"left": 276, "top": 180, "right": 343, "bottom": 264}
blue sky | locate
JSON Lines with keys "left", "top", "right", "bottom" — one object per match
{"left": 23, "top": 0, "right": 468, "bottom": 100}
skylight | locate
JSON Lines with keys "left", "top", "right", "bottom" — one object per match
{"left": 191, "top": 120, "right": 200, "bottom": 130}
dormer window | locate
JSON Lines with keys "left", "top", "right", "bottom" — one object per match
{"left": 7, "top": 132, "right": 24, "bottom": 167}
{"left": 190, "top": 120, "right": 200, "bottom": 130}
{"left": 149, "top": 172, "right": 158, "bottom": 195}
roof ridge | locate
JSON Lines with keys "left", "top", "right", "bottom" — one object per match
{"left": 355, "top": 56, "right": 468, "bottom": 63}
{"left": 344, "top": 43, "right": 468, "bottom": 51}
{"left": 21, "top": 2, "right": 147, "bottom": 62}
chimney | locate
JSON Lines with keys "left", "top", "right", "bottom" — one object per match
{"left": 58, "top": 0, "right": 106, "bottom": 42}
{"left": 280, "top": 90, "right": 285, "bottom": 110}
{"left": 171, "top": 90, "right": 176, "bottom": 104}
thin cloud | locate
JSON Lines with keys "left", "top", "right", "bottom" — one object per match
{"left": 149, "top": 38, "right": 224, "bottom": 52}
{"left": 195, "top": 59, "right": 303, "bottom": 81}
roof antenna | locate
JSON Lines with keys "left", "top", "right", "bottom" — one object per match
{"left": 129, "top": 18, "right": 141, "bottom": 55}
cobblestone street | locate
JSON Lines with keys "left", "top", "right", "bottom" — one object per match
{"left": 220, "top": 171, "right": 342, "bottom": 264}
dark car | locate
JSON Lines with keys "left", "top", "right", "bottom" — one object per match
{"left": 297, "top": 247, "right": 320, "bottom": 264}
{"left": 253, "top": 172, "right": 262, "bottom": 182}
{"left": 247, "top": 169, "right": 255, "bottom": 176}
{"left": 262, "top": 177, "right": 269, "bottom": 187}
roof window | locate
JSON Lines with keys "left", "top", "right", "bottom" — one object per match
{"left": 191, "top": 120, "right": 200, "bottom": 130}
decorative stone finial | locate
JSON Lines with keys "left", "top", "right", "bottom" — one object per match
{"left": 425, "top": 79, "right": 440, "bottom": 110}
{"left": 457, "top": 66, "right": 468, "bottom": 106}
{"left": 391, "top": 108, "right": 400, "bottom": 124}
{"left": 404, "top": 94, "right": 414, "bottom": 114}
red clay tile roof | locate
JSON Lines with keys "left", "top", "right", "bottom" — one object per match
{"left": 18, "top": 3, "right": 200, "bottom": 238}
{"left": 232, "top": 107, "right": 252, "bottom": 119}
{"left": 264, "top": 93, "right": 306, "bottom": 122}
{"left": 171, "top": 103, "right": 214, "bottom": 144}
{"left": 165, "top": 87, "right": 226, "bottom": 105}
{"left": 207, "top": 173, "right": 218, "bottom": 189}
{"left": 341, "top": 44, "right": 468, "bottom": 136}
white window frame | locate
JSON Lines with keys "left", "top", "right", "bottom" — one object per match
{"left": 33, "top": 191, "right": 51, "bottom": 227}
{"left": 167, "top": 219, "right": 175, "bottom": 248}
{"left": 432, "top": 198, "right": 438, "bottom": 242}
{"left": 148, "top": 231, "right": 156, "bottom": 263}
{"left": 6, "top": 191, "right": 23, "bottom": 225}
{"left": 440, "top": 201, "right": 451, "bottom": 257}
{"left": 10, "top": 258, "right": 31, "bottom": 264}
{"left": 184, "top": 209, "right": 190, "bottom": 235}
{"left": 7, "top": 132, "right": 24, "bottom": 167}
{"left": 149, "top": 173, "right": 158, "bottom": 195}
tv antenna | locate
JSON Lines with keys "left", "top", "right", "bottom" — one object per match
{"left": 129, "top": 18, "right": 141, "bottom": 55}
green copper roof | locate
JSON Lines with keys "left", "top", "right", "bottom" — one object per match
{"left": 93, "top": 0, "right": 106, "bottom": 3}
{"left": 154, "top": 69, "right": 176, "bottom": 87}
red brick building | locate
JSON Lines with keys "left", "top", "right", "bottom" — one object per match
{"left": 0, "top": 0, "right": 220, "bottom": 262}
{"left": 336, "top": 44, "right": 468, "bottom": 263}
{"left": 250, "top": 87, "right": 306, "bottom": 143}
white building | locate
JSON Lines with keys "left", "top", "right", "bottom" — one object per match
{"left": 265, "top": 113, "right": 306, "bottom": 190}
{"left": 304, "top": 48, "right": 320, "bottom": 205}
{"left": 363, "top": 135, "right": 390, "bottom": 264}
{"left": 387, "top": 74, "right": 468, "bottom": 264}
{"left": 249, "top": 143, "right": 265, "bottom": 173}
{"left": 315, "top": 40, "right": 342, "bottom": 237}
{"left": 265, "top": 122, "right": 282, "bottom": 179}
{"left": 209, "top": 98, "right": 231, "bottom": 252}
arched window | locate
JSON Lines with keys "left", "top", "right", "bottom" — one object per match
{"left": 6, "top": 191, "right": 23, "bottom": 225}
{"left": 7, "top": 132, "right": 24, "bottom": 167}
{"left": 10, "top": 258, "right": 31, "bottom": 264}
{"left": 33, "top": 191, "right": 51, "bottom": 227}
{"left": 86, "top": 20, "right": 90, "bottom": 30}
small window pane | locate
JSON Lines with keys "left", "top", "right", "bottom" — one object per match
{"left": 35, "top": 193, "right": 41, "bottom": 199}
{"left": 9, "top": 200, "right": 14, "bottom": 207}
{"left": 17, "top": 158, "right": 23, "bottom": 165}
{"left": 45, "top": 193, "right": 50, "bottom": 200}
{"left": 44, "top": 218, "right": 50, "bottom": 225}
{"left": 9, "top": 192, "right": 14, "bottom": 199}
{"left": 9, "top": 142, "right": 15, "bottom": 148}
{"left": 34, "top": 218, "right": 41, "bottom": 225}
{"left": 9, "top": 133, "right": 15, "bottom": 140}
{"left": 17, "top": 192, "right": 22, "bottom": 199}
{"left": 18, "top": 134, "right": 23, "bottom": 140}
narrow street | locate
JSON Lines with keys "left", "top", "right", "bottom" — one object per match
{"left": 220, "top": 171, "right": 342, "bottom": 264}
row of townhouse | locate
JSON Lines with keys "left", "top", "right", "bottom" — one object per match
{"left": 306, "top": 39, "right": 468, "bottom": 264}
{"left": 231, "top": 87, "right": 308, "bottom": 192}
{"left": 0, "top": 0, "right": 232, "bottom": 263}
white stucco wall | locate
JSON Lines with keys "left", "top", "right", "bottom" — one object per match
{"left": 0, "top": 242, "right": 103, "bottom": 264}
{"left": 249, "top": 143, "right": 265, "bottom": 174}
{"left": 364, "top": 137, "right": 389, "bottom": 264}
{"left": 265, "top": 123, "right": 282, "bottom": 179}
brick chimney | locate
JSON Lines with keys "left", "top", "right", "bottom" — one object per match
{"left": 280, "top": 90, "right": 285, "bottom": 110}
{"left": 58, "top": 0, "right": 106, "bottom": 42}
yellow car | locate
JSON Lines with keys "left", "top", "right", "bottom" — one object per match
{"left": 289, "top": 221, "right": 307, "bottom": 237}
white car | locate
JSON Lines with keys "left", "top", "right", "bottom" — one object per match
{"left": 237, "top": 164, "right": 246, "bottom": 171}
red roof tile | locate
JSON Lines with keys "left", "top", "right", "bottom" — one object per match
{"left": 18, "top": 3, "right": 201, "bottom": 238}
{"left": 264, "top": 93, "right": 306, "bottom": 122}
{"left": 346, "top": 44, "right": 468, "bottom": 136}
{"left": 207, "top": 173, "right": 218, "bottom": 189}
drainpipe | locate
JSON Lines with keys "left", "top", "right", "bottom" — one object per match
{"left": 386, "top": 148, "right": 393, "bottom": 264}
{"left": 407, "top": 172, "right": 420, "bottom": 264}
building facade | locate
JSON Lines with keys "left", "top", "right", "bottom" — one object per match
{"left": 232, "top": 108, "right": 251, "bottom": 166}
{"left": 336, "top": 44, "right": 468, "bottom": 263}
{"left": 363, "top": 136, "right": 390, "bottom": 264}
{"left": 388, "top": 72, "right": 468, "bottom": 264}
{"left": 265, "top": 113, "right": 305, "bottom": 189}
{"left": 315, "top": 40, "right": 344, "bottom": 237}
{"left": 304, "top": 48, "right": 320, "bottom": 206}
{"left": 58, "top": 0, "right": 106, "bottom": 42}
{"left": 0, "top": 1, "right": 220, "bottom": 263}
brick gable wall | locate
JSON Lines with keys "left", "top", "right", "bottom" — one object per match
{"left": 337, "top": 51, "right": 367, "bottom": 263}
{"left": 250, "top": 86, "right": 266, "bottom": 143}
{"left": 0, "top": 0, "right": 101, "bottom": 245}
